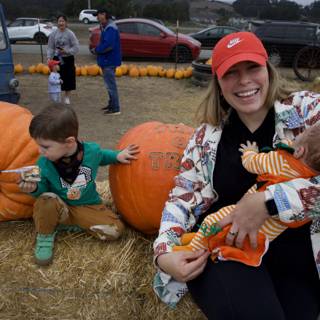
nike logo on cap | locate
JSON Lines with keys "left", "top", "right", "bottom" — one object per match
{"left": 227, "top": 37, "right": 243, "bottom": 48}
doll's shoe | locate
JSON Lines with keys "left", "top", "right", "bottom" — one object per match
{"left": 34, "top": 232, "right": 57, "bottom": 266}
{"left": 180, "top": 232, "right": 196, "bottom": 245}
{"left": 56, "top": 224, "right": 84, "bottom": 233}
{"left": 64, "top": 97, "right": 70, "bottom": 105}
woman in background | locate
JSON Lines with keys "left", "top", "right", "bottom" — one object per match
{"left": 47, "top": 15, "right": 79, "bottom": 105}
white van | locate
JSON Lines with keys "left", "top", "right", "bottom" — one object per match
{"left": 79, "top": 9, "right": 98, "bottom": 24}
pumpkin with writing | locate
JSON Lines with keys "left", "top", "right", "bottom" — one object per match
{"left": 109, "top": 121, "right": 194, "bottom": 234}
{"left": 0, "top": 102, "right": 39, "bottom": 221}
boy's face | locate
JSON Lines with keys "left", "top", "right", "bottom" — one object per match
{"left": 36, "top": 138, "right": 72, "bottom": 161}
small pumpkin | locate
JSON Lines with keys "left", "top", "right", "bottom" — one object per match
{"left": 42, "top": 66, "right": 50, "bottom": 75}
{"left": 0, "top": 102, "right": 39, "bottom": 221}
{"left": 14, "top": 64, "right": 24, "bottom": 73}
{"left": 174, "top": 70, "right": 184, "bottom": 80}
{"left": 109, "top": 121, "right": 194, "bottom": 234}
{"left": 139, "top": 67, "right": 147, "bottom": 77}
{"left": 76, "top": 66, "right": 81, "bottom": 76}
{"left": 87, "top": 64, "right": 99, "bottom": 76}
{"left": 115, "top": 67, "right": 123, "bottom": 77}
{"left": 80, "top": 66, "right": 88, "bottom": 76}
{"left": 129, "top": 67, "right": 139, "bottom": 77}
{"left": 28, "top": 65, "right": 36, "bottom": 74}
{"left": 183, "top": 67, "right": 193, "bottom": 78}
{"left": 120, "top": 64, "right": 128, "bottom": 75}
{"left": 147, "top": 65, "right": 158, "bottom": 77}
{"left": 166, "top": 68, "right": 175, "bottom": 78}
{"left": 36, "top": 63, "right": 44, "bottom": 73}
{"left": 158, "top": 68, "right": 166, "bottom": 77}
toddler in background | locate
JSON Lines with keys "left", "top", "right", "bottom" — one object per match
{"left": 48, "top": 59, "right": 62, "bottom": 103}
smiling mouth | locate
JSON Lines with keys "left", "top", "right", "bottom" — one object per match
{"left": 235, "top": 89, "right": 259, "bottom": 97}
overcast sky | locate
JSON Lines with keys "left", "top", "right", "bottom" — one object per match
{"left": 220, "top": 0, "right": 315, "bottom": 5}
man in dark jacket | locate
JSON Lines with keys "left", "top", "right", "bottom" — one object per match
{"left": 94, "top": 8, "right": 121, "bottom": 115}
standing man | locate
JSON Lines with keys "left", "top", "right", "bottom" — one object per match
{"left": 94, "top": 8, "right": 121, "bottom": 115}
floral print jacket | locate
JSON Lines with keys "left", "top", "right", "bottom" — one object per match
{"left": 153, "top": 91, "right": 320, "bottom": 307}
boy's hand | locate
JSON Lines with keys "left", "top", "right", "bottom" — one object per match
{"left": 239, "top": 140, "right": 259, "bottom": 154}
{"left": 18, "top": 177, "right": 37, "bottom": 193}
{"left": 117, "top": 144, "right": 139, "bottom": 164}
{"left": 60, "top": 79, "right": 63, "bottom": 84}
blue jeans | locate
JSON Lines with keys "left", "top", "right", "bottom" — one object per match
{"left": 102, "top": 66, "right": 120, "bottom": 112}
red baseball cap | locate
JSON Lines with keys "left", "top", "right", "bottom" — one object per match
{"left": 48, "top": 59, "right": 60, "bottom": 71}
{"left": 211, "top": 31, "right": 268, "bottom": 79}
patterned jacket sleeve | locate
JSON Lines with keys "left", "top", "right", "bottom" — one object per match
{"left": 268, "top": 92, "right": 320, "bottom": 223}
{"left": 153, "top": 125, "right": 219, "bottom": 306}
{"left": 153, "top": 125, "right": 216, "bottom": 259}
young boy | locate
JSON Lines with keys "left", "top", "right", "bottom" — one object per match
{"left": 173, "top": 124, "right": 320, "bottom": 266}
{"left": 48, "top": 60, "right": 62, "bottom": 103}
{"left": 19, "top": 103, "right": 139, "bottom": 266}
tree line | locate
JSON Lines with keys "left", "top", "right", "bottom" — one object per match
{"left": 1, "top": 0, "right": 189, "bottom": 22}
{"left": 233, "top": 0, "right": 320, "bottom": 22}
{"left": 1, "top": 0, "right": 320, "bottom": 22}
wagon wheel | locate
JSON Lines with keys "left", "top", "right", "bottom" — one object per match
{"left": 293, "top": 46, "right": 320, "bottom": 81}
{"left": 171, "top": 46, "right": 192, "bottom": 63}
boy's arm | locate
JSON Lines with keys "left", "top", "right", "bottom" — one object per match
{"left": 100, "top": 148, "right": 120, "bottom": 165}
{"left": 99, "top": 145, "right": 139, "bottom": 165}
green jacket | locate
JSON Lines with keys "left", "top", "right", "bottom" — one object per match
{"left": 31, "top": 142, "right": 119, "bottom": 206}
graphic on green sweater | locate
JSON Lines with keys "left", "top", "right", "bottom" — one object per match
{"left": 31, "top": 142, "right": 119, "bottom": 206}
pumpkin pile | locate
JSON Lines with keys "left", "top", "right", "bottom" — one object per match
{"left": 115, "top": 64, "right": 193, "bottom": 80}
{"left": 14, "top": 63, "right": 193, "bottom": 80}
{"left": 109, "top": 121, "right": 194, "bottom": 234}
{"left": 0, "top": 102, "right": 39, "bottom": 221}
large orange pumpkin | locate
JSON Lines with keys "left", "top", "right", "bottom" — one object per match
{"left": 0, "top": 102, "right": 39, "bottom": 221}
{"left": 109, "top": 121, "right": 194, "bottom": 234}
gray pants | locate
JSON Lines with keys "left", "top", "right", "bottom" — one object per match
{"left": 49, "top": 92, "right": 61, "bottom": 103}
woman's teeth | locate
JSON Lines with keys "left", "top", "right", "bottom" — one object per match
{"left": 236, "top": 89, "right": 259, "bottom": 97}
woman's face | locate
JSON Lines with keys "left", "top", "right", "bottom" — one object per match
{"left": 57, "top": 17, "right": 67, "bottom": 30}
{"left": 218, "top": 61, "right": 269, "bottom": 118}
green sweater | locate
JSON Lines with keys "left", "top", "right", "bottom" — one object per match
{"left": 31, "top": 142, "right": 120, "bottom": 206}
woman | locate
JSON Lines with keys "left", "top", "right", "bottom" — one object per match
{"left": 47, "top": 15, "right": 79, "bottom": 105}
{"left": 153, "top": 32, "right": 320, "bottom": 319}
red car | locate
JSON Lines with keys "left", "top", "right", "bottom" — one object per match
{"left": 89, "top": 18, "right": 201, "bottom": 62}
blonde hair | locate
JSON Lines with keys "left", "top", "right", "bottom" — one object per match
{"left": 196, "top": 62, "right": 298, "bottom": 126}
{"left": 299, "top": 124, "right": 320, "bottom": 172}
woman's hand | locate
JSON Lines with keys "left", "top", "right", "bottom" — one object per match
{"left": 117, "top": 144, "right": 139, "bottom": 164}
{"left": 218, "top": 192, "right": 269, "bottom": 249}
{"left": 157, "top": 250, "right": 210, "bottom": 282}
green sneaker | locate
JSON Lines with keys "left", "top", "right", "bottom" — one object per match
{"left": 34, "top": 232, "right": 56, "bottom": 266}
{"left": 56, "top": 224, "right": 84, "bottom": 233}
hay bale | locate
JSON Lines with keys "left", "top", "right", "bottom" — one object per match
{"left": 0, "top": 181, "right": 205, "bottom": 319}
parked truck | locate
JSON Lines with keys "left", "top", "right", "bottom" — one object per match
{"left": 0, "top": 3, "right": 20, "bottom": 103}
